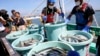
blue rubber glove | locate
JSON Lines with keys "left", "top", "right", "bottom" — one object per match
{"left": 59, "top": 13, "right": 64, "bottom": 18}
{"left": 67, "top": 51, "right": 80, "bottom": 56}
{"left": 65, "top": 18, "right": 70, "bottom": 24}
{"left": 42, "top": 16, "right": 47, "bottom": 22}
{"left": 82, "top": 26, "right": 90, "bottom": 32}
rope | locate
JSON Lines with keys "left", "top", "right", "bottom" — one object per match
{"left": 58, "top": 0, "right": 66, "bottom": 21}
{"left": 58, "top": 0, "right": 65, "bottom": 37}
{"left": 93, "top": 15, "right": 99, "bottom": 27}
{"left": 59, "top": 0, "right": 63, "bottom": 13}
{"left": 28, "top": 0, "right": 46, "bottom": 17}
{"left": 86, "top": 0, "right": 99, "bottom": 27}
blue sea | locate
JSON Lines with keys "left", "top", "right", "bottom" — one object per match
{"left": 68, "top": 11, "right": 100, "bottom": 26}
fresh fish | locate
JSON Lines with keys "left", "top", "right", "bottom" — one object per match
{"left": 32, "top": 47, "right": 67, "bottom": 56}
{"left": 61, "top": 34, "right": 88, "bottom": 42}
{"left": 17, "top": 38, "right": 38, "bottom": 47}
{"left": 74, "top": 39, "right": 79, "bottom": 43}
{"left": 75, "top": 35, "right": 88, "bottom": 41}
{"left": 68, "top": 38, "right": 71, "bottom": 42}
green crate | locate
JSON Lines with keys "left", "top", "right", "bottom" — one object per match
{"left": 89, "top": 42, "right": 96, "bottom": 54}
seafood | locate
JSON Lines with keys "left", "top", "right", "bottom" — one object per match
{"left": 12, "top": 32, "right": 25, "bottom": 37}
{"left": 17, "top": 38, "right": 38, "bottom": 47}
{"left": 61, "top": 34, "right": 88, "bottom": 42}
{"left": 32, "top": 47, "right": 67, "bottom": 56}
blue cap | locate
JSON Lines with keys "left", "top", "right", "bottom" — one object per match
{"left": 48, "top": 0, "right": 55, "bottom": 3}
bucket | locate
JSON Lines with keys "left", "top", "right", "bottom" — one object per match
{"left": 59, "top": 30, "right": 93, "bottom": 56}
{"left": 27, "top": 24, "right": 39, "bottom": 34}
{"left": 27, "top": 41, "right": 75, "bottom": 56}
{"left": 45, "top": 22, "right": 67, "bottom": 41}
{"left": 11, "top": 34, "right": 44, "bottom": 56}
{"left": 27, "top": 24, "right": 44, "bottom": 35}
{"left": 6, "top": 29, "right": 29, "bottom": 43}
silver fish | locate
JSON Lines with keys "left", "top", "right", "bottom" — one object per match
{"left": 61, "top": 34, "right": 88, "bottom": 42}
{"left": 32, "top": 47, "right": 67, "bottom": 56}
{"left": 17, "top": 38, "right": 38, "bottom": 47}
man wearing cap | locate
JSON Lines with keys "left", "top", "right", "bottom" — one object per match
{"left": 41, "top": 0, "right": 64, "bottom": 23}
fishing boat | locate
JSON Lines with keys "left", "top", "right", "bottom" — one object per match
{"left": 24, "top": 0, "right": 98, "bottom": 55}
{"left": 0, "top": 0, "right": 98, "bottom": 56}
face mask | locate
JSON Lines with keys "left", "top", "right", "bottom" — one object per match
{"left": 49, "top": 5, "right": 54, "bottom": 9}
{"left": 75, "top": 1, "right": 80, "bottom": 6}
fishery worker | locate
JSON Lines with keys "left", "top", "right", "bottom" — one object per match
{"left": 11, "top": 9, "right": 17, "bottom": 25}
{"left": 0, "top": 11, "right": 7, "bottom": 37}
{"left": 64, "top": 0, "right": 95, "bottom": 56}
{"left": 0, "top": 9, "right": 13, "bottom": 26}
{"left": 0, "top": 9, "right": 13, "bottom": 33}
{"left": 65, "top": 0, "right": 95, "bottom": 32}
{"left": 10, "top": 10, "right": 17, "bottom": 31}
{"left": 11, "top": 10, "right": 16, "bottom": 20}
{"left": 0, "top": 11, "right": 11, "bottom": 55}
{"left": 14, "top": 12, "right": 26, "bottom": 30}
{"left": 0, "top": 14, "right": 7, "bottom": 55}
{"left": 41, "top": 0, "right": 64, "bottom": 23}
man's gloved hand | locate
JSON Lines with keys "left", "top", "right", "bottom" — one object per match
{"left": 42, "top": 16, "right": 47, "bottom": 22}
{"left": 67, "top": 50, "right": 80, "bottom": 56}
{"left": 64, "top": 18, "right": 70, "bottom": 24}
{"left": 82, "top": 26, "right": 90, "bottom": 32}
{"left": 59, "top": 13, "right": 64, "bottom": 18}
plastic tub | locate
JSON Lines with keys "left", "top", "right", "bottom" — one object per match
{"left": 45, "top": 22, "right": 67, "bottom": 41}
{"left": 12, "top": 34, "right": 44, "bottom": 56}
{"left": 6, "top": 29, "right": 29, "bottom": 43}
{"left": 27, "top": 41, "right": 75, "bottom": 56}
{"left": 59, "top": 30, "right": 93, "bottom": 56}
{"left": 27, "top": 24, "right": 44, "bottom": 35}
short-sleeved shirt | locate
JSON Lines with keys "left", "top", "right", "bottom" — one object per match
{"left": 14, "top": 17, "right": 25, "bottom": 27}
{"left": 11, "top": 15, "right": 16, "bottom": 20}
{"left": 42, "top": 7, "right": 58, "bottom": 15}
{"left": 71, "top": 4, "right": 95, "bottom": 25}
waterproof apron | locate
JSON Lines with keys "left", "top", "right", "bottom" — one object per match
{"left": 46, "top": 14, "right": 54, "bottom": 23}
{"left": 75, "top": 12, "right": 89, "bottom": 31}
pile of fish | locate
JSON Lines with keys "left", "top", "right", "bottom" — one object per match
{"left": 32, "top": 47, "right": 68, "bottom": 56}
{"left": 61, "top": 34, "right": 88, "bottom": 43}
{"left": 17, "top": 38, "right": 38, "bottom": 47}
{"left": 13, "top": 32, "right": 24, "bottom": 37}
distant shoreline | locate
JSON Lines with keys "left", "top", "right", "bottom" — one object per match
{"left": 95, "top": 10, "right": 100, "bottom": 11}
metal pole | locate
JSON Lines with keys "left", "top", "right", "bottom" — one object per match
{"left": 61, "top": 0, "right": 66, "bottom": 20}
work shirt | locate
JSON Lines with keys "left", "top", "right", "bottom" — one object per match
{"left": 14, "top": 17, "right": 25, "bottom": 27}
{"left": 42, "top": 7, "right": 57, "bottom": 23}
{"left": 71, "top": 3, "right": 95, "bottom": 30}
